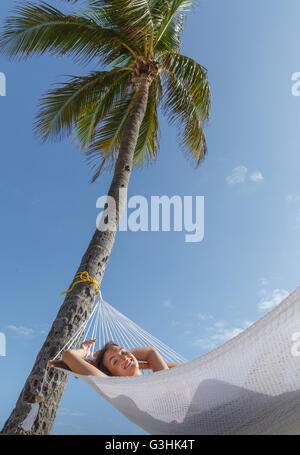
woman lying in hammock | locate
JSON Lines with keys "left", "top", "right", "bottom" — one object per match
{"left": 59, "top": 339, "right": 169, "bottom": 377}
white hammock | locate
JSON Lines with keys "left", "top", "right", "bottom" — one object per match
{"left": 52, "top": 286, "right": 300, "bottom": 435}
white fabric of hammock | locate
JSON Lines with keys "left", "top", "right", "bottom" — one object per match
{"left": 58, "top": 286, "right": 300, "bottom": 435}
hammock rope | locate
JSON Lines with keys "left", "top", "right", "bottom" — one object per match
{"left": 69, "top": 286, "right": 300, "bottom": 435}
{"left": 20, "top": 273, "right": 186, "bottom": 432}
{"left": 60, "top": 271, "right": 101, "bottom": 296}
{"left": 21, "top": 273, "right": 300, "bottom": 435}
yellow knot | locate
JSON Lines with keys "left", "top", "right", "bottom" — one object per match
{"left": 60, "top": 271, "right": 100, "bottom": 296}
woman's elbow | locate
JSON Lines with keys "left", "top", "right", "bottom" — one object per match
{"left": 62, "top": 349, "right": 73, "bottom": 361}
{"left": 143, "top": 346, "right": 156, "bottom": 356}
{"left": 146, "top": 346, "right": 159, "bottom": 358}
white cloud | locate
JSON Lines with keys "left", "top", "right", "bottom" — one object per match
{"left": 286, "top": 194, "right": 299, "bottom": 204}
{"left": 192, "top": 321, "right": 253, "bottom": 351}
{"left": 7, "top": 325, "right": 34, "bottom": 337}
{"left": 249, "top": 171, "right": 263, "bottom": 183}
{"left": 259, "top": 277, "right": 269, "bottom": 287}
{"left": 196, "top": 313, "right": 213, "bottom": 321}
{"left": 163, "top": 299, "right": 173, "bottom": 309}
{"left": 258, "top": 288, "right": 267, "bottom": 297}
{"left": 170, "top": 320, "right": 181, "bottom": 327}
{"left": 192, "top": 338, "right": 217, "bottom": 351}
{"left": 53, "top": 422, "right": 87, "bottom": 435}
{"left": 57, "top": 407, "right": 86, "bottom": 417}
{"left": 210, "top": 327, "right": 244, "bottom": 341}
{"left": 226, "top": 166, "right": 248, "bottom": 185}
{"left": 226, "top": 166, "right": 263, "bottom": 186}
{"left": 258, "top": 277, "right": 269, "bottom": 296}
{"left": 213, "top": 321, "right": 226, "bottom": 328}
{"left": 258, "top": 288, "right": 289, "bottom": 311}
{"left": 243, "top": 320, "right": 254, "bottom": 328}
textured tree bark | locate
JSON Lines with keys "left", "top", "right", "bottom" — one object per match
{"left": 1, "top": 78, "right": 151, "bottom": 435}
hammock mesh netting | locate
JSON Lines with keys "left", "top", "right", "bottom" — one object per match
{"left": 60, "top": 286, "right": 300, "bottom": 435}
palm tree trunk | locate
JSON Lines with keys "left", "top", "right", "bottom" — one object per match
{"left": 1, "top": 77, "right": 151, "bottom": 435}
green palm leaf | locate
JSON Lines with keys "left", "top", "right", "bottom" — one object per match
{"left": 154, "top": 0, "right": 195, "bottom": 52}
{"left": 133, "top": 77, "right": 162, "bottom": 167}
{"left": 0, "top": 2, "right": 136, "bottom": 64}
{"left": 162, "top": 52, "right": 211, "bottom": 120}
{"left": 35, "top": 69, "right": 132, "bottom": 141}
{"left": 84, "top": 90, "right": 140, "bottom": 182}
{"left": 161, "top": 53, "right": 211, "bottom": 163}
{"left": 1, "top": 0, "right": 211, "bottom": 180}
{"left": 73, "top": 70, "right": 132, "bottom": 149}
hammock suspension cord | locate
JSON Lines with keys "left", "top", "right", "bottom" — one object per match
{"left": 19, "top": 272, "right": 186, "bottom": 432}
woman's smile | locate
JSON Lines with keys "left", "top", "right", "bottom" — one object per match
{"left": 123, "top": 358, "right": 132, "bottom": 369}
{"left": 102, "top": 346, "right": 142, "bottom": 376}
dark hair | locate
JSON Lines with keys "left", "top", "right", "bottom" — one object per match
{"left": 95, "top": 341, "right": 119, "bottom": 376}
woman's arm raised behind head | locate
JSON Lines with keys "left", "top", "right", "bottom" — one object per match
{"left": 129, "top": 346, "right": 169, "bottom": 372}
{"left": 61, "top": 346, "right": 107, "bottom": 377}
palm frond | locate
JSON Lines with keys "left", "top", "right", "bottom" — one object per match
{"left": 133, "top": 77, "right": 161, "bottom": 167}
{"left": 89, "top": 0, "right": 163, "bottom": 48}
{"left": 78, "top": 7, "right": 141, "bottom": 58}
{"left": 86, "top": 75, "right": 163, "bottom": 179}
{"left": 162, "top": 62, "right": 210, "bottom": 164}
{"left": 1, "top": 0, "right": 211, "bottom": 176}
{"left": 0, "top": 2, "right": 135, "bottom": 64}
{"left": 73, "top": 70, "right": 132, "bottom": 150}
{"left": 182, "top": 112, "right": 207, "bottom": 165}
{"left": 84, "top": 90, "right": 140, "bottom": 181}
{"left": 161, "top": 52, "right": 211, "bottom": 120}
{"left": 154, "top": 0, "right": 195, "bottom": 53}
{"left": 34, "top": 69, "right": 132, "bottom": 141}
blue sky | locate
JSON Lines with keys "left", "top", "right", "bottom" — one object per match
{"left": 1, "top": 0, "right": 300, "bottom": 435}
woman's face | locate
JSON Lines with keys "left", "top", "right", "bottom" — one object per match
{"left": 102, "top": 345, "right": 141, "bottom": 377}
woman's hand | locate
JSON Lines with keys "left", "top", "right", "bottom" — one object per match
{"left": 129, "top": 346, "right": 169, "bottom": 372}
{"left": 80, "top": 339, "right": 97, "bottom": 359}
{"left": 61, "top": 339, "right": 106, "bottom": 377}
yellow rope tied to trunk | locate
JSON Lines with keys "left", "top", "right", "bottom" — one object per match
{"left": 60, "top": 271, "right": 100, "bottom": 296}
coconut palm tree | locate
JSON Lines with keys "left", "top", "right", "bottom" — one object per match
{"left": 0, "top": 0, "right": 211, "bottom": 434}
